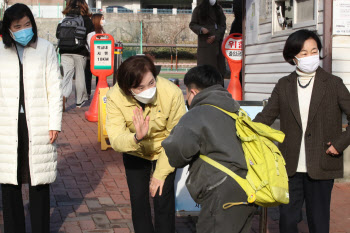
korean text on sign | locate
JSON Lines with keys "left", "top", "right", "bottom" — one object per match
{"left": 224, "top": 38, "right": 242, "bottom": 61}
{"left": 94, "top": 41, "right": 112, "bottom": 70}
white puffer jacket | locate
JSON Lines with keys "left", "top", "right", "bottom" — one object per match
{"left": 0, "top": 38, "right": 62, "bottom": 186}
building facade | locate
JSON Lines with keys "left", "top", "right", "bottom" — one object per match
{"left": 242, "top": 0, "right": 350, "bottom": 179}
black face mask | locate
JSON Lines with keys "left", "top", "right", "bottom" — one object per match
{"left": 186, "top": 100, "right": 190, "bottom": 110}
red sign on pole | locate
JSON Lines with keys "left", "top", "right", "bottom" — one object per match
{"left": 85, "top": 34, "right": 115, "bottom": 122}
{"left": 221, "top": 33, "right": 243, "bottom": 100}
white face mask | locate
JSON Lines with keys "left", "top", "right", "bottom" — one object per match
{"left": 101, "top": 20, "right": 106, "bottom": 26}
{"left": 294, "top": 54, "right": 320, "bottom": 73}
{"left": 209, "top": 0, "right": 216, "bottom": 6}
{"left": 131, "top": 87, "right": 157, "bottom": 104}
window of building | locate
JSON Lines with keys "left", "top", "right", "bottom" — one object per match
{"left": 273, "top": 0, "right": 316, "bottom": 34}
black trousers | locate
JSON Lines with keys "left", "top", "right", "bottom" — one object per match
{"left": 2, "top": 183, "right": 50, "bottom": 233}
{"left": 1, "top": 113, "right": 50, "bottom": 233}
{"left": 196, "top": 176, "right": 257, "bottom": 233}
{"left": 279, "top": 173, "right": 334, "bottom": 233}
{"left": 123, "top": 154, "right": 176, "bottom": 233}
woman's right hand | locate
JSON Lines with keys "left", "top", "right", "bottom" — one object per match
{"left": 133, "top": 107, "right": 150, "bottom": 141}
{"left": 201, "top": 27, "right": 209, "bottom": 34}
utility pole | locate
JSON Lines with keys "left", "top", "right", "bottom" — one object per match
{"left": 323, "top": 0, "right": 333, "bottom": 73}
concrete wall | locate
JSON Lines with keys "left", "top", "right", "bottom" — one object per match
{"left": 36, "top": 13, "right": 235, "bottom": 45}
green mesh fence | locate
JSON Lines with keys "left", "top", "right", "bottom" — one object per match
{"left": 122, "top": 47, "right": 140, "bottom": 61}
{"left": 0, "top": 7, "right": 3, "bottom": 20}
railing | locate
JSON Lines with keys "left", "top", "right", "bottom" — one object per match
{"left": 223, "top": 8, "right": 234, "bottom": 14}
{"left": 157, "top": 9, "right": 172, "bottom": 14}
{"left": 105, "top": 8, "right": 113, "bottom": 13}
{"left": 0, "top": 7, "right": 4, "bottom": 20}
{"left": 123, "top": 43, "right": 197, "bottom": 72}
{"left": 105, "top": 8, "right": 133, "bottom": 13}
{"left": 91, "top": 8, "right": 103, "bottom": 13}
{"left": 139, "top": 8, "right": 153, "bottom": 14}
{"left": 177, "top": 9, "right": 192, "bottom": 14}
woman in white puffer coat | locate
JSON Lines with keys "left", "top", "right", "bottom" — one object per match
{"left": 0, "top": 4, "right": 62, "bottom": 233}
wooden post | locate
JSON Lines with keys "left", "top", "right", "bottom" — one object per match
{"left": 242, "top": 0, "right": 246, "bottom": 99}
{"left": 176, "top": 47, "right": 178, "bottom": 71}
{"left": 171, "top": 47, "right": 173, "bottom": 71}
{"left": 323, "top": 0, "right": 333, "bottom": 73}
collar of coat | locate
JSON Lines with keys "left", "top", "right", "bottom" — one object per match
{"left": 27, "top": 40, "right": 38, "bottom": 49}
{"left": 287, "top": 66, "right": 328, "bottom": 82}
{"left": 286, "top": 66, "right": 329, "bottom": 130}
{"left": 5, "top": 39, "right": 38, "bottom": 50}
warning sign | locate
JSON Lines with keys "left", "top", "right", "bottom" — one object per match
{"left": 223, "top": 37, "right": 243, "bottom": 61}
{"left": 221, "top": 33, "right": 243, "bottom": 100}
{"left": 94, "top": 41, "right": 112, "bottom": 70}
{"left": 86, "top": 34, "right": 114, "bottom": 122}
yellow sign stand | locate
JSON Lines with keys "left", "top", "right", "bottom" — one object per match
{"left": 98, "top": 87, "right": 112, "bottom": 150}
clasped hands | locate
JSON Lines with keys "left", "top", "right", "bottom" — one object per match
{"left": 201, "top": 27, "right": 215, "bottom": 44}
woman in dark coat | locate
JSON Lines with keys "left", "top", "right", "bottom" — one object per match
{"left": 190, "top": 0, "right": 226, "bottom": 78}
{"left": 254, "top": 29, "right": 350, "bottom": 233}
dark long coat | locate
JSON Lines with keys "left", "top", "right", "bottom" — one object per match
{"left": 189, "top": 5, "right": 226, "bottom": 77}
{"left": 254, "top": 67, "right": 350, "bottom": 180}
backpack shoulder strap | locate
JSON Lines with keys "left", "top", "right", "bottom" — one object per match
{"left": 78, "top": 15, "right": 85, "bottom": 26}
{"left": 200, "top": 154, "right": 254, "bottom": 207}
{"left": 200, "top": 155, "right": 245, "bottom": 185}
{"left": 203, "top": 104, "right": 238, "bottom": 120}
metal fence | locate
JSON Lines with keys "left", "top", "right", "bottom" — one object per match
{"left": 105, "top": 8, "right": 133, "bottom": 14}
{"left": 0, "top": 5, "right": 233, "bottom": 19}
{"left": 139, "top": 9, "right": 153, "bottom": 14}
{"left": 90, "top": 8, "right": 233, "bottom": 15}
{"left": 157, "top": 9, "right": 173, "bottom": 14}
{"left": 0, "top": 6, "right": 3, "bottom": 20}
{"left": 223, "top": 8, "right": 234, "bottom": 14}
{"left": 177, "top": 9, "right": 193, "bottom": 15}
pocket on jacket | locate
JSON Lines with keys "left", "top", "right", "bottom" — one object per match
{"left": 126, "top": 120, "right": 133, "bottom": 128}
{"left": 153, "top": 112, "right": 167, "bottom": 129}
{"left": 320, "top": 142, "right": 343, "bottom": 171}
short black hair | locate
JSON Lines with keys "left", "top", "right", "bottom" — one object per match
{"left": 184, "top": 65, "right": 223, "bottom": 90}
{"left": 2, "top": 3, "right": 38, "bottom": 48}
{"left": 283, "top": 29, "right": 323, "bottom": 65}
{"left": 116, "top": 55, "right": 157, "bottom": 96}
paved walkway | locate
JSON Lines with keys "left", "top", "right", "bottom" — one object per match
{"left": 0, "top": 78, "right": 349, "bottom": 233}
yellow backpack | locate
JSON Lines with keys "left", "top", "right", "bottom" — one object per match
{"left": 200, "top": 105, "right": 289, "bottom": 208}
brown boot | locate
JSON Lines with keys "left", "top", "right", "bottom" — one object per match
{"left": 63, "top": 96, "right": 66, "bottom": 112}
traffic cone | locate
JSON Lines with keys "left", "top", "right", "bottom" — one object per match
{"left": 227, "top": 60, "right": 242, "bottom": 100}
{"left": 85, "top": 75, "right": 109, "bottom": 122}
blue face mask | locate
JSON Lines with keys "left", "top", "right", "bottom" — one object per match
{"left": 11, "top": 27, "right": 34, "bottom": 46}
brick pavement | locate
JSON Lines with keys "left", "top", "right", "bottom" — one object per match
{"left": 0, "top": 78, "right": 349, "bottom": 233}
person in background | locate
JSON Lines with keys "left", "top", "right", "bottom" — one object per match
{"left": 60, "top": 0, "right": 94, "bottom": 109}
{"left": 87, "top": 13, "right": 105, "bottom": 51}
{"left": 190, "top": 0, "right": 226, "bottom": 80}
{"left": 0, "top": 3, "right": 62, "bottom": 232}
{"left": 229, "top": 0, "right": 242, "bottom": 35}
{"left": 85, "top": 13, "right": 106, "bottom": 98}
{"left": 106, "top": 56, "right": 186, "bottom": 233}
{"left": 254, "top": 29, "right": 350, "bottom": 233}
